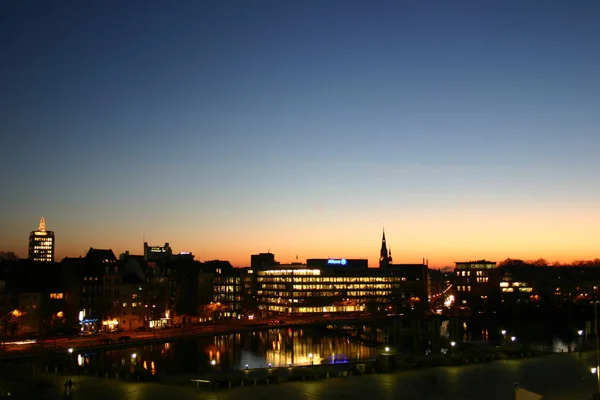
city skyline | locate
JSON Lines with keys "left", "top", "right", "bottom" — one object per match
{"left": 3, "top": 216, "right": 599, "bottom": 268}
{"left": 1, "top": 1, "right": 599, "bottom": 268}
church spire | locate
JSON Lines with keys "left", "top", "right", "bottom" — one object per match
{"left": 379, "top": 227, "right": 390, "bottom": 268}
{"left": 39, "top": 217, "right": 46, "bottom": 232}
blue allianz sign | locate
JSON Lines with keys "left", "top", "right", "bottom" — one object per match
{"left": 327, "top": 258, "right": 347, "bottom": 265}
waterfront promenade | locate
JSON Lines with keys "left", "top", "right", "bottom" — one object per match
{"left": 10, "top": 351, "right": 596, "bottom": 400}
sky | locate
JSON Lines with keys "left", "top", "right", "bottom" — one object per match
{"left": 1, "top": 0, "right": 599, "bottom": 268}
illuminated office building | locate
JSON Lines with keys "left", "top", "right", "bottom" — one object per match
{"left": 28, "top": 217, "right": 55, "bottom": 262}
{"left": 252, "top": 258, "right": 404, "bottom": 314}
{"left": 454, "top": 260, "right": 497, "bottom": 311}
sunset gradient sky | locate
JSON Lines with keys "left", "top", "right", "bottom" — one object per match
{"left": 1, "top": 1, "right": 599, "bottom": 267}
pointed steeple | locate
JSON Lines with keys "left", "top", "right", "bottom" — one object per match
{"left": 39, "top": 217, "right": 46, "bottom": 232}
{"left": 380, "top": 227, "right": 389, "bottom": 268}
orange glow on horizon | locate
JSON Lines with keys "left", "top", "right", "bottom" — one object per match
{"left": 5, "top": 202, "right": 599, "bottom": 269}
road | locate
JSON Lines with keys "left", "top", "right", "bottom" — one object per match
{"left": 14, "top": 351, "right": 600, "bottom": 400}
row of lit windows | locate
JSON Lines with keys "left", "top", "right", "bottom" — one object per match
{"left": 34, "top": 245, "right": 53, "bottom": 250}
{"left": 476, "top": 277, "right": 489, "bottom": 283}
{"left": 456, "top": 286, "right": 472, "bottom": 291}
{"left": 214, "top": 286, "right": 237, "bottom": 293}
{"left": 259, "top": 269, "right": 322, "bottom": 276}
{"left": 122, "top": 302, "right": 146, "bottom": 308}
{"left": 456, "top": 263, "right": 495, "bottom": 270}
{"left": 499, "top": 281, "right": 529, "bottom": 288}
{"left": 289, "top": 284, "right": 395, "bottom": 290}
{"left": 32, "top": 236, "right": 52, "bottom": 241}
{"left": 264, "top": 305, "right": 365, "bottom": 313}
{"left": 457, "top": 271, "right": 471, "bottom": 276}
{"left": 502, "top": 287, "right": 533, "bottom": 293}
{"left": 213, "top": 294, "right": 241, "bottom": 301}
{"left": 257, "top": 276, "right": 402, "bottom": 283}
{"left": 50, "top": 293, "right": 63, "bottom": 299}
{"left": 256, "top": 290, "right": 394, "bottom": 298}
{"left": 215, "top": 277, "right": 241, "bottom": 284}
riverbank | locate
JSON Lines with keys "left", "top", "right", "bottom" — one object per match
{"left": 0, "top": 316, "right": 373, "bottom": 361}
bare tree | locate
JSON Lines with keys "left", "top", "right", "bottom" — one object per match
{"left": 0, "top": 251, "right": 18, "bottom": 261}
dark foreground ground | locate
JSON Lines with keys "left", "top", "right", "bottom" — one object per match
{"left": 2, "top": 351, "right": 598, "bottom": 400}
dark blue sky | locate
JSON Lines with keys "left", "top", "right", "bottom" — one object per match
{"left": 2, "top": 1, "right": 599, "bottom": 265}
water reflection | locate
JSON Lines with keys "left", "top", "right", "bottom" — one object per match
{"left": 69, "top": 327, "right": 378, "bottom": 376}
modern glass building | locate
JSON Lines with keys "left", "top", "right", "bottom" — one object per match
{"left": 253, "top": 259, "right": 404, "bottom": 314}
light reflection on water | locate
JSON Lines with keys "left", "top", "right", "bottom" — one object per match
{"left": 74, "top": 327, "right": 380, "bottom": 376}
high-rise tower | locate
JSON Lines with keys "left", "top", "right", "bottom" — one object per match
{"left": 379, "top": 228, "right": 392, "bottom": 268}
{"left": 28, "top": 217, "right": 55, "bottom": 262}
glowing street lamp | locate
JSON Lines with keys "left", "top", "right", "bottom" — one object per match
{"left": 450, "top": 341, "right": 456, "bottom": 347}
{"left": 579, "top": 330, "right": 584, "bottom": 336}
{"left": 210, "top": 360, "right": 216, "bottom": 366}
{"left": 501, "top": 330, "right": 507, "bottom": 335}
{"left": 131, "top": 353, "right": 137, "bottom": 359}
{"left": 511, "top": 336, "right": 516, "bottom": 342}
{"left": 592, "top": 367, "right": 597, "bottom": 374}
{"left": 68, "top": 348, "right": 73, "bottom": 354}
{"left": 384, "top": 347, "right": 390, "bottom": 352}
{"left": 308, "top": 353, "right": 314, "bottom": 365}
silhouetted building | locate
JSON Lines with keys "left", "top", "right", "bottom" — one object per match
{"left": 3, "top": 260, "right": 73, "bottom": 336}
{"left": 307, "top": 258, "right": 369, "bottom": 269}
{"left": 454, "top": 260, "right": 498, "bottom": 312}
{"left": 251, "top": 252, "right": 276, "bottom": 268}
{"left": 61, "top": 248, "right": 118, "bottom": 333}
{"left": 144, "top": 242, "right": 172, "bottom": 262}
{"left": 379, "top": 229, "right": 392, "bottom": 268}
{"left": 28, "top": 217, "right": 55, "bottom": 262}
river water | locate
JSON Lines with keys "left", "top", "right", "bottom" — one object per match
{"left": 63, "top": 326, "right": 381, "bottom": 377}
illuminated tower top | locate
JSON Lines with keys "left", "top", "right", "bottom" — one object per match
{"left": 29, "top": 217, "right": 54, "bottom": 262}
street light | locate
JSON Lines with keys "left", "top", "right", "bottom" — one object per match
{"left": 385, "top": 347, "right": 390, "bottom": 352}
{"left": 511, "top": 336, "right": 516, "bottom": 342}
{"left": 308, "top": 353, "right": 314, "bottom": 365}
{"left": 579, "top": 330, "right": 584, "bottom": 336}
{"left": 210, "top": 360, "right": 216, "bottom": 366}
{"left": 501, "top": 330, "right": 507, "bottom": 335}
{"left": 450, "top": 341, "right": 456, "bottom": 347}
{"left": 131, "top": 353, "right": 137, "bottom": 359}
